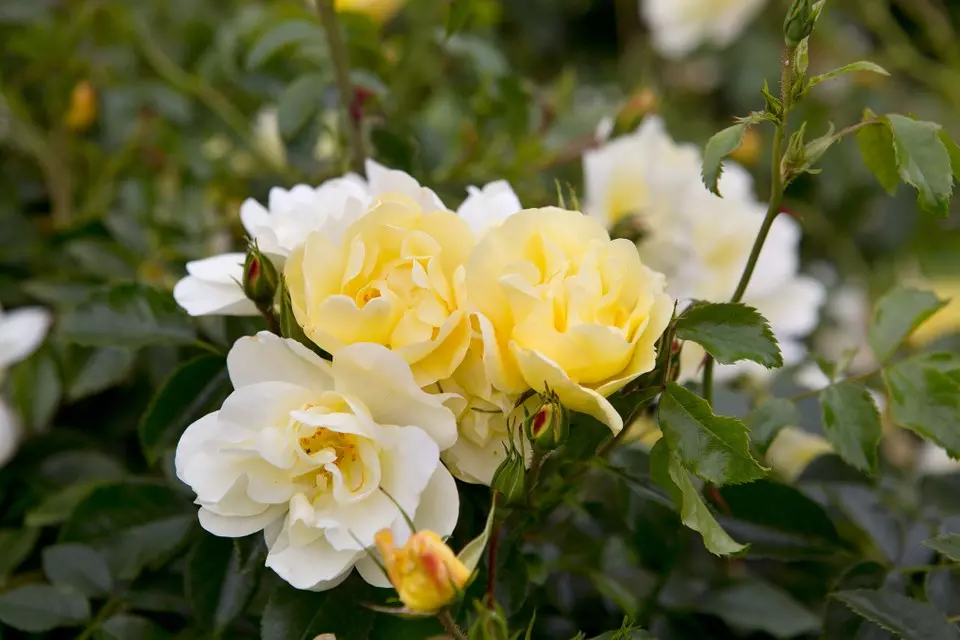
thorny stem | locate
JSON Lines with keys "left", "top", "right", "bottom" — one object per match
{"left": 702, "top": 44, "right": 796, "bottom": 402}
{"left": 311, "top": 0, "right": 366, "bottom": 175}
{"left": 437, "top": 609, "right": 468, "bottom": 640}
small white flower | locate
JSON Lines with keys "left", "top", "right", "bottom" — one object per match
{"left": 0, "top": 305, "right": 52, "bottom": 466}
{"left": 917, "top": 443, "right": 960, "bottom": 475}
{"left": 640, "top": 0, "right": 769, "bottom": 59}
{"left": 175, "top": 332, "right": 460, "bottom": 591}
{"left": 585, "top": 116, "right": 825, "bottom": 383}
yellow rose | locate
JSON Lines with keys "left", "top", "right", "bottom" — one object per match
{"left": 285, "top": 194, "right": 473, "bottom": 385}
{"left": 465, "top": 207, "right": 674, "bottom": 433}
{"left": 375, "top": 529, "right": 470, "bottom": 612}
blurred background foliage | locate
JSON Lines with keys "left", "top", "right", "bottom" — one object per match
{"left": 2, "top": 0, "right": 960, "bottom": 638}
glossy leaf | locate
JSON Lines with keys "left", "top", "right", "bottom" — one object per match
{"left": 0, "top": 584, "right": 90, "bottom": 632}
{"left": 0, "top": 527, "right": 40, "bottom": 581}
{"left": 697, "top": 578, "right": 820, "bottom": 638}
{"left": 186, "top": 535, "right": 259, "bottom": 632}
{"left": 884, "top": 353, "right": 960, "bottom": 456}
{"left": 246, "top": 20, "right": 325, "bottom": 69}
{"left": 650, "top": 440, "right": 747, "bottom": 556}
{"left": 857, "top": 109, "right": 899, "bottom": 194}
{"left": 95, "top": 614, "right": 173, "bottom": 640}
{"left": 819, "top": 381, "right": 883, "bottom": 474}
{"left": 923, "top": 534, "right": 960, "bottom": 561}
{"left": 702, "top": 122, "right": 748, "bottom": 196}
{"left": 745, "top": 398, "right": 799, "bottom": 454}
{"left": 277, "top": 72, "right": 327, "bottom": 139}
{"left": 138, "top": 354, "right": 230, "bottom": 464}
{"left": 832, "top": 589, "right": 960, "bottom": 640}
{"left": 59, "top": 284, "right": 195, "bottom": 349}
{"left": 809, "top": 61, "right": 889, "bottom": 90}
{"left": 887, "top": 114, "right": 954, "bottom": 217}
{"left": 42, "top": 544, "right": 113, "bottom": 597}
{"left": 869, "top": 287, "right": 946, "bottom": 362}
{"left": 658, "top": 383, "right": 766, "bottom": 485}
{"left": 676, "top": 302, "right": 782, "bottom": 368}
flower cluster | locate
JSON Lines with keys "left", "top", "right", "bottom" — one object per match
{"left": 584, "top": 115, "right": 825, "bottom": 382}
{"left": 173, "top": 161, "right": 673, "bottom": 591}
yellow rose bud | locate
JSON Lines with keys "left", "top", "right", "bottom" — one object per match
{"left": 65, "top": 81, "right": 97, "bottom": 131}
{"left": 465, "top": 208, "right": 673, "bottom": 434}
{"left": 730, "top": 127, "right": 761, "bottom": 166}
{"left": 285, "top": 194, "right": 474, "bottom": 386}
{"left": 374, "top": 529, "right": 471, "bottom": 612}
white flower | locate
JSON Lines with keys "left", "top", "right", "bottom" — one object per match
{"left": 0, "top": 305, "right": 52, "bottom": 466}
{"left": 585, "top": 116, "right": 825, "bottom": 383}
{"left": 917, "top": 443, "right": 960, "bottom": 475}
{"left": 456, "top": 180, "right": 523, "bottom": 238}
{"left": 639, "top": 0, "right": 769, "bottom": 59}
{"left": 175, "top": 332, "right": 460, "bottom": 591}
{"left": 254, "top": 106, "right": 287, "bottom": 169}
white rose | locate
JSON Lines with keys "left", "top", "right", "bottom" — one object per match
{"left": 639, "top": 0, "right": 769, "bottom": 59}
{"left": 0, "top": 305, "right": 52, "bottom": 466}
{"left": 175, "top": 332, "right": 460, "bottom": 590}
{"left": 456, "top": 180, "right": 522, "bottom": 238}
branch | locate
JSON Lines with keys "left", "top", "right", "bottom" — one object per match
{"left": 310, "top": 0, "right": 366, "bottom": 174}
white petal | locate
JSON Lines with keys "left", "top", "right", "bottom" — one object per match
{"left": 198, "top": 503, "right": 287, "bottom": 538}
{"left": 365, "top": 159, "right": 448, "bottom": 211}
{"left": 227, "top": 332, "right": 333, "bottom": 392}
{"left": 333, "top": 343, "right": 459, "bottom": 451}
{"left": 457, "top": 180, "right": 522, "bottom": 236}
{"left": 173, "top": 275, "right": 256, "bottom": 317}
{"left": 0, "top": 307, "right": 51, "bottom": 368}
{"left": 378, "top": 426, "right": 441, "bottom": 528}
{"left": 266, "top": 523, "right": 361, "bottom": 590}
{"left": 442, "top": 435, "right": 507, "bottom": 485}
{"left": 240, "top": 199, "right": 271, "bottom": 236}
{"left": 185, "top": 253, "right": 247, "bottom": 284}
{"left": 218, "top": 381, "right": 315, "bottom": 439}
{"left": 0, "top": 400, "right": 21, "bottom": 467}
{"left": 356, "top": 553, "right": 392, "bottom": 588}
{"left": 411, "top": 464, "right": 459, "bottom": 538}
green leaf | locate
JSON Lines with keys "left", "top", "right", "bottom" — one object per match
{"left": 887, "top": 114, "right": 954, "bottom": 216}
{"left": 822, "top": 562, "right": 889, "bottom": 639}
{"left": 676, "top": 302, "right": 782, "bottom": 368}
{"left": 186, "top": 535, "right": 259, "bottom": 632}
{"left": 809, "top": 61, "right": 889, "bottom": 89}
{"left": 277, "top": 73, "right": 327, "bottom": 139}
{"left": 261, "top": 581, "right": 376, "bottom": 640}
{"left": 10, "top": 346, "right": 62, "bottom": 431}
{"left": 246, "top": 20, "right": 325, "bottom": 69}
{"left": 26, "top": 480, "right": 110, "bottom": 528}
{"left": 832, "top": 589, "right": 960, "bottom": 640}
{"left": 0, "top": 527, "right": 40, "bottom": 582}
{"left": 0, "top": 584, "right": 90, "bottom": 632}
{"left": 857, "top": 109, "right": 899, "bottom": 194}
{"left": 95, "top": 614, "right": 173, "bottom": 640}
{"left": 924, "top": 533, "right": 960, "bottom": 561}
{"left": 139, "top": 354, "right": 230, "bottom": 464}
{"left": 59, "top": 284, "right": 195, "bottom": 349}
{"left": 649, "top": 440, "right": 747, "bottom": 556}
{"left": 819, "top": 381, "right": 883, "bottom": 474}
{"left": 884, "top": 353, "right": 960, "bottom": 456}
{"left": 715, "top": 480, "right": 845, "bottom": 559}
{"left": 60, "top": 483, "right": 194, "bottom": 581}
{"left": 657, "top": 383, "right": 766, "bottom": 485}
{"left": 446, "top": 0, "right": 472, "bottom": 37}
{"left": 745, "top": 398, "right": 799, "bottom": 454}
{"left": 42, "top": 544, "right": 113, "bottom": 597}
{"left": 939, "top": 130, "right": 960, "bottom": 184}
{"left": 66, "top": 347, "right": 136, "bottom": 402}
{"left": 457, "top": 500, "right": 495, "bottom": 573}
{"left": 701, "top": 122, "right": 748, "bottom": 196}
{"left": 697, "top": 578, "right": 820, "bottom": 638}
{"left": 869, "top": 287, "right": 946, "bottom": 362}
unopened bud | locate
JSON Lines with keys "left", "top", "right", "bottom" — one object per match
{"left": 491, "top": 447, "right": 526, "bottom": 505}
{"left": 243, "top": 244, "right": 279, "bottom": 309}
{"left": 783, "top": 0, "right": 815, "bottom": 46}
{"left": 524, "top": 393, "right": 569, "bottom": 453}
{"left": 374, "top": 529, "right": 470, "bottom": 613}
{"left": 65, "top": 81, "right": 97, "bottom": 131}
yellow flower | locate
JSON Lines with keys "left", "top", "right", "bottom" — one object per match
{"left": 375, "top": 529, "right": 470, "bottom": 612}
{"left": 765, "top": 427, "right": 832, "bottom": 482}
{"left": 465, "top": 207, "right": 673, "bottom": 434}
{"left": 335, "top": 0, "right": 404, "bottom": 22}
{"left": 65, "top": 81, "right": 97, "bottom": 131}
{"left": 908, "top": 278, "right": 960, "bottom": 347}
{"left": 285, "top": 194, "right": 473, "bottom": 385}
